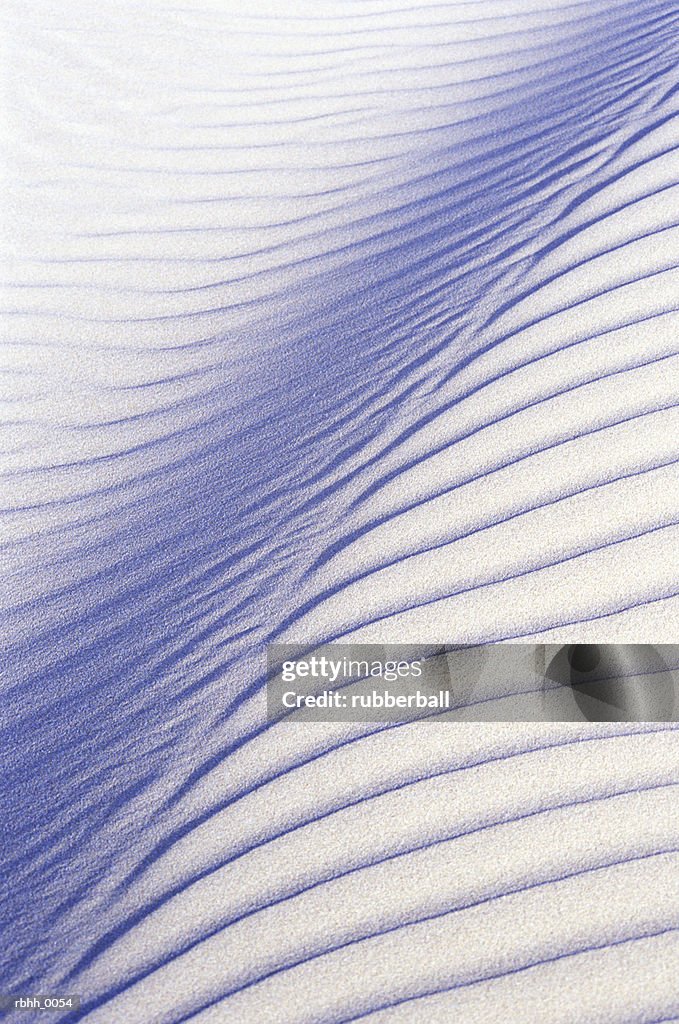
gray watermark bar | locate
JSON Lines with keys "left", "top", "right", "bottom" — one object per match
{"left": 0, "top": 996, "right": 80, "bottom": 1012}
{"left": 267, "top": 643, "right": 679, "bottom": 722}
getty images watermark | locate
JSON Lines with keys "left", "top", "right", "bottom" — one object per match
{"left": 267, "top": 643, "right": 679, "bottom": 722}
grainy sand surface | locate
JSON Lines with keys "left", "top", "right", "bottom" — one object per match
{"left": 1, "top": 1, "right": 678, "bottom": 1021}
